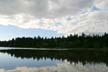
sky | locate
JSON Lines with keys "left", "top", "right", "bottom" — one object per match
{"left": 0, "top": 0, "right": 108, "bottom": 40}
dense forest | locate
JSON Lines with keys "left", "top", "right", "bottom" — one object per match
{"left": 0, "top": 33, "right": 108, "bottom": 48}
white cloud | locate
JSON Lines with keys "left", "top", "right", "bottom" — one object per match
{"left": 0, "top": 0, "right": 108, "bottom": 35}
{"left": 95, "top": 0, "right": 108, "bottom": 10}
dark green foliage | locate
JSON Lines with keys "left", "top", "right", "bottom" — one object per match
{"left": 0, "top": 33, "right": 108, "bottom": 48}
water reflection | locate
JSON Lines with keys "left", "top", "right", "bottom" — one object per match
{"left": 0, "top": 49, "right": 108, "bottom": 64}
{"left": 0, "top": 49, "right": 108, "bottom": 72}
{"left": 0, "top": 61, "right": 108, "bottom": 72}
{"left": 0, "top": 52, "right": 62, "bottom": 70}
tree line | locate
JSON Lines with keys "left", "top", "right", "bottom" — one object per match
{"left": 0, "top": 33, "right": 108, "bottom": 48}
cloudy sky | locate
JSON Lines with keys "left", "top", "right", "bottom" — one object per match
{"left": 0, "top": 0, "right": 108, "bottom": 40}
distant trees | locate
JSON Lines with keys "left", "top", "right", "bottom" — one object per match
{"left": 0, "top": 33, "right": 108, "bottom": 48}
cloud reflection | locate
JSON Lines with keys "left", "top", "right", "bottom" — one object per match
{"left": 0, "top": 61, "right": 108, "bottom": 72}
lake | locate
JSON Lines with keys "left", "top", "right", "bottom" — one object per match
{"left": 0, "top": 47, "right": 108, "bottom": 72}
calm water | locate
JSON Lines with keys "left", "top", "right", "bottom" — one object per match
{"left": 0, "top": 47, "right": 108, "bottom": 72}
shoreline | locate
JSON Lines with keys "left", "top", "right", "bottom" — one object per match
{"left": 0, "top": 47, "right": 108, "bottom": 51}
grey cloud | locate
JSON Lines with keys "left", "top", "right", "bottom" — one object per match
{"left": 0, "top": 0, "right": 49, "bottom": 17}
{"left": 0, "top": 0, "right": 94, "bottom": 17}
{"left": 0, "top": 0, "right": 20, "bottom": 15}
{"left": 26, "top": 0, "right": 49, "bottom": 17}
{"left": 48, "top": 0, "right": 94, "bottom": 17}
{"left": 0, "top": 0, "right": 108, "bottom": 35}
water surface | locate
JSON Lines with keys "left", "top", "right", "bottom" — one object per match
{"left": 0, "top": 47, "right": 108, "bottom": 72}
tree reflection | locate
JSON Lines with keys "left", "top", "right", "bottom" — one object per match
{"left": 0, "top": 49, "right": 108, "bottom": 65}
